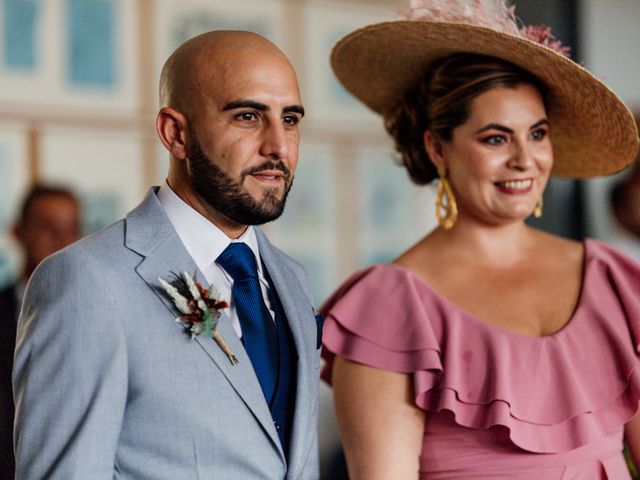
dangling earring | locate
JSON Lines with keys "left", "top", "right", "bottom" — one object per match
{"left": 435, "top": 164, "right": 458, "bottom": 230}
{"left": 534, "top": 197, "right": 543, "bottom": 218}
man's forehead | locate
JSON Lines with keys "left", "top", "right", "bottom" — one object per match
{"left": 159, "top": 30, "right": 299, "bottom": 111}
{"left": 197, "top": 51, "right": 301, "bottom": 109}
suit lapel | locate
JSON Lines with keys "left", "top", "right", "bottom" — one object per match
{"left": 256, "top": 229, "right": 317, "bottom": 478}
{"left": 125, "top": 189, "right": 283, "bottom": 459}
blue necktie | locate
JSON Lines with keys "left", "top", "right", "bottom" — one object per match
{"left": 217, "top": 242, "right": 278, "bottom": 405}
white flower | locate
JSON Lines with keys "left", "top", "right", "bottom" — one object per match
{"left": 183, "top": 272, "right": 208, "bottom": 313}
{"left": 158, "top": 278, "right": 191, "bottom": 314}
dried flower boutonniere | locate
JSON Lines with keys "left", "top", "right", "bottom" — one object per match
{"left": 159, "top": 272, "right": 239, "bottom": 365}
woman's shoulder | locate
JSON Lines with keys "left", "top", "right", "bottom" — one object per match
{"left": 585, "top": 237, "right": 640, "bottom": 267}
{"left": 320, "top": 262, "right": 448, "bottom": 375}
{"left": 321, "top": 263, "right": 414, "bottom": 305}
{"left": 582, "top": 238, "right": 640, "bottom": 307}
{"left": 320, "top": 262, "right": 437, "bottom": 328}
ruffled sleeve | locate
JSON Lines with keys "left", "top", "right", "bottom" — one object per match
{"left": 589, "top": 240, "right": 640, "bottom": 350}
{"left": 320, "top": 265, "right": 443, "bottom": 383}
{"left": 321, "top": 242, "right": 640, "bottom": 454}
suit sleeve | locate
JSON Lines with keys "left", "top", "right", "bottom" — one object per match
{"left": 13, "top": 249, "right": 128, "bottom": 479}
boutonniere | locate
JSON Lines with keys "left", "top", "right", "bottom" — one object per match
{"left": 159, "top": 272, "right": 239, "bottom": 365}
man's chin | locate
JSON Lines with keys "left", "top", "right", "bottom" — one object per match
{"left": 246, "top": 183, "right": 284, "bottom": 198}
{"left": 250, "top": 189, "right": 287, "bottom": 207}
{"left": 228, "top": 196, "right": 287, "bottom": 225}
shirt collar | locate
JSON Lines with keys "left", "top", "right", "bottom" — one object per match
{"left": 157, "top": 181, "right": 262, "bottom": 275}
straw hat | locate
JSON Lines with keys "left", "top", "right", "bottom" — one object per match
{"left": 331, "top": 0, "right": 639, "bottom": 179}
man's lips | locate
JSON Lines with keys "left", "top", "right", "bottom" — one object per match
{"left": 244, "top": 160, "right": 291, "bottom": 185}
{"left": 250, "top": 170, "right": 285, "bottom": 183}
{"left": 495, "top": 178, "right": 533, "bottom": 193}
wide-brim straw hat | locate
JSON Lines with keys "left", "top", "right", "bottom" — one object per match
{"left": 331, "top": 3, "right": 639, "bottom": 179}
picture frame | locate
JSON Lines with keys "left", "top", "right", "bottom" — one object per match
{"left": 0, "top": 124, "right": 30, "bottom": 229}
{"left": 153, "top": 0, "right": 286, "bottom": 83}
{"left": 301, "top": 1, "right": 395, "bottom": 129}
{"left": 0, "top": 0, "right": 139, "bottom": 113}
{"left": 38, "top": 125, "right": 146, "bottom": 234}
{"left": 355, "top": 147, "right": 436, "bottom": 267}
{"left": 0, "top": 122, "right": 30, "bottom": 287}
{"left": 266, "top": 141, "right": 339, "bottom": 303}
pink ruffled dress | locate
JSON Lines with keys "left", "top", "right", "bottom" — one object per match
{"left": 322, "top": 239, "right": 640, "bottom": 479}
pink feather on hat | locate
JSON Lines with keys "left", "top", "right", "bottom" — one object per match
{"left": 405, "top": 0, "right": 570, "bottom": 57}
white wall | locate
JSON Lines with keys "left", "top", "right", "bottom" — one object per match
{"left": 579, "top": 0, "right": 640, "bottom": 241}
{"left": 580, "top": 0, "right": 640, "bottom": 109}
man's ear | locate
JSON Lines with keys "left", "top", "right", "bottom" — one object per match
{"left": 156, "top": 107, "right": 189, "bottom": 160}
{"left": 423, "top": 130, "right": 446, "bottom": 169}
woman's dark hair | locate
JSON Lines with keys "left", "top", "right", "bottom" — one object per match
{"left": 385, "top": 53, "right": 548, "bottom": 184}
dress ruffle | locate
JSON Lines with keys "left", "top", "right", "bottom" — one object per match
{"left": 321, "top": 239, "right": 640, "bottom": 454}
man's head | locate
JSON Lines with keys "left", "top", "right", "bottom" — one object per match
{"left": 13, "top": 185, "right": 81, "bottom": 281}
{"left": 156, "top": 30, "right": 304, "bottom": 238}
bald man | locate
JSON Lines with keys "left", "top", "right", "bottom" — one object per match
{"left": 13, "top": 31, "right": 321, "bottom": 479}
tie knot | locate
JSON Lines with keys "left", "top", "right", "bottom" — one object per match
{"left": 216, "top": 242, "right": 259, "bottom": 281}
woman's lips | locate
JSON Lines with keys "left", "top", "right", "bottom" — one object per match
{"left": 494, "top": 178, "right": 533, "bottom": 194}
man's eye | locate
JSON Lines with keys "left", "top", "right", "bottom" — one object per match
{"left": 283, "top": 115, "right": 300, "bottom": 126}
{"left": 236, "top": 112, "right": 257, "bottom": 121}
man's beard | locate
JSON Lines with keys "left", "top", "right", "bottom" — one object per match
{"left": 187, "top": 136, "right": 293, "bottom": 226}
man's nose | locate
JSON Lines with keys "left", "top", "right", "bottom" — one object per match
{"left": 260, "top": 122, "right": 288, "bottom": 160}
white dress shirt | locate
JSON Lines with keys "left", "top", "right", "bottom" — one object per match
{"left": 157, "top": 182, "right": 275, "bottom": 338}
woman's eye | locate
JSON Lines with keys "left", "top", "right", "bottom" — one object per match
{"left": 483, "top": 135, "right": 506, "bottom": 145}
{"left": 530, "top": 128, "right": 548, "bottom": 140}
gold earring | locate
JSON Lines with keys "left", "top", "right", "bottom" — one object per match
{"left": 435, "top": 164, "right": 458, "bottom": 230}
{"left": 534, "top": 197, "right": 543, "bottom": 218}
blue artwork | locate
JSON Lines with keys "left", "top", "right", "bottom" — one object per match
{"left": 171, "top": 11, "right": 269, "bottom": 50}
{"left": 81, "top": 191, "right": 120, "bottom": 235}
{"left": 359, "top": 250, "right": 396, "bottom": 268}
{"left": 359, "top": 155, "right": 413, "bottom": 230}
{"left": 66, "top": 0, "right": 115, "bottom": 88}
{"left": 2, "top": 0, "right": 39, "bottom": 71}
{"left": 327, "top": 29, "right": 359, "bottom": 106}
{"left": 275, "top": 150, "right": 334, "bottom": 229}
{"left": 293, "top": 253, "right": 330, "bottom": 306}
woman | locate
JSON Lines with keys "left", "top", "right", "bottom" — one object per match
{"left": 321, "top": 1, "right": 640, "bottom": 479}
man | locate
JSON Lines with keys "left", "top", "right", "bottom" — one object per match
{"left": 14, "top": 31, "right": 321, "bottom": 479}
{"left": 0, "top": 184, "right": 80, "bottom": 480}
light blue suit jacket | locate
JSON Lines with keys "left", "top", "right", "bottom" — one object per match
{"left": 13, "top": 188, "right": 321, "bottom": 479}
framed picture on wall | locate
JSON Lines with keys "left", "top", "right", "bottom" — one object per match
{"left": 266, "top": 141, "right": 339, "bottom": 303}
{"left": 153, "top": 0, "right": 286, "bottom": 81}
{"left": 301, "top": 1, "right": 395, "bottom": 129}
{"left": 355, "top": 147, "right": 436, "bottom": 268}
{"left": 0, "top": 0, "right": 139, "bottom": 113}
{"left": 0, "top": 123, "right": 30, "bottom": 287}
{"left": 0, "top": 124, "right": 30, "bottom": 229}
{"left": 39, "top": 125, "right": 145, "bottom": 234}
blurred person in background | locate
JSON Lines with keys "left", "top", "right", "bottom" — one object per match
{"left": 0, "top": 184, "right": 80, "bottom": 479}
{"left": 610, "top": 116, "right": 640, "bottom": 261}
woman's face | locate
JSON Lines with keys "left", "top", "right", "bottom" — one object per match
{"left": 434, "top": 83, "right": 553, "bottom": 226}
